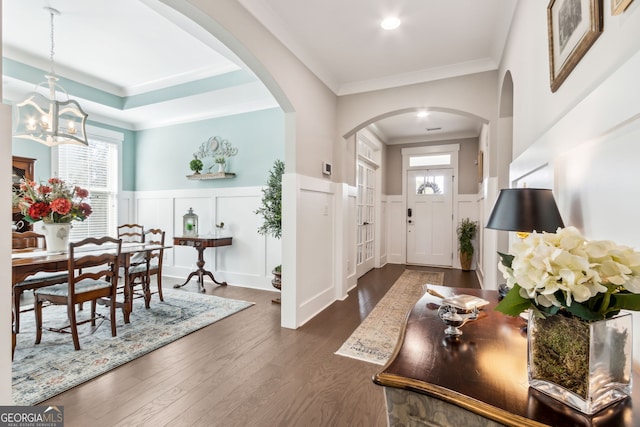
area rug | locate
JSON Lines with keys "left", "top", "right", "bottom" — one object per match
{"left": 12, "top": 288, "right": 254, "bottom": 406}
{"left": 335, "top": 269, "right": 444, "bottom": 365}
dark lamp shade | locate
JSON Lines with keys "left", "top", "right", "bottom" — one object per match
{"left": 486, "top": 188, "right": 564, "bottom": 233}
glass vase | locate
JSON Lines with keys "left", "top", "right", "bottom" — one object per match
{"left": 527, "top": 311, "right": 632, "bottom": 414}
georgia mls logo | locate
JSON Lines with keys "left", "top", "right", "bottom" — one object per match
{"left": 0, "top": 405, "right": 64, "bottom": 427}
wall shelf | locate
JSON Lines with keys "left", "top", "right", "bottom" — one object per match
{"left": 187, "top": 172, "right": 236, "bottom": 180}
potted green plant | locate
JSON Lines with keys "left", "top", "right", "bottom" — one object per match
{"left": 189, "top": 155, "right": 203, "bottom": 174}
{"left": 255, "top": 159, "right": 284, "bottom": 302}
{"left": 457, "top": 218, "right": 478, "bottom": 271}
{"left": 214, "top": 156, "right": 226, "bottom": 173}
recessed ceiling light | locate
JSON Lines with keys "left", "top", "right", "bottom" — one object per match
{"left": 417, "top": 111, "right": 428, "bottom": 118}
{"left": 381, "top": 17, "right": 401, "bottom": 30}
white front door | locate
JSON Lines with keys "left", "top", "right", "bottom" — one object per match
{"left": 406, "top": 169, "right": 453, "bottom": 266}
{"left": 356, "top": 161, "right": 375, "bottom": 277}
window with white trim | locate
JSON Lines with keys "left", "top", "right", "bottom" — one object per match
{"left": 409, "top": 154, "right": 451, "bottom": 167}
{"left": 56, "top": 135, "right": 119, "bottom": 241}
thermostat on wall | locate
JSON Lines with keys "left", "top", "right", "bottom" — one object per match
{"left": 323, "top": 161, "right": 332, "bottom": 176}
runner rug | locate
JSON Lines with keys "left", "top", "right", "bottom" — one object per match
{"left": 12, "top": 288, "right": 254, "bottom": 406}
{"left": 335, "top": 269, "right": 445, "bottom": 365}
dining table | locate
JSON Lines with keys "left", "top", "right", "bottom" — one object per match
{"left": 11, "top": 241, "right": 170, "bottom": 332}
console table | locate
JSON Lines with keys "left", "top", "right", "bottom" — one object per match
{"left": 173, "top": 235, "right": 232, "bottom": 292}
{"left": 373, "top": 285, "right": 640, "bottom": 427}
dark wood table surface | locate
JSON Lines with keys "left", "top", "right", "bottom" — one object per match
{"left": 172, "top": 235, "right": 232, "bottom": 292}
{"left": 373, "top": 285, "right": 640, "bottom": 427}
{"left": 12, "top": 242, "right": 168, "bottom": 324}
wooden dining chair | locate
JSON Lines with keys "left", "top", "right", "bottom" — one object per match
{"left": 117, "top": 223, "right": 144, "bottom": 243}
{"left": 127, "top": 228, "right": 166, "bottom": 309}
{"left": 34, "top": 236, "right": 122, "bottom": 351}
{"left": 11, "top": 231, "right": 68, "bottom": 333}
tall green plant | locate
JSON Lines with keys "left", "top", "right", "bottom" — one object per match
{"left": 256, "top": 159, "right": 284, "bottom": 239}
{"left": 457, "top": 218, "right": 478, "bottom": 256}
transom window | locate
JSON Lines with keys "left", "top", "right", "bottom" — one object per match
{"left": 409, "top": 154, "right": 451, "bottom": 167}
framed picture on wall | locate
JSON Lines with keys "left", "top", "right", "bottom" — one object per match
{"left": 547, "top": 0, "right": 603, "bottom": 92}
{"left": 612, "top": 0, "right": 634, "bottom": 14}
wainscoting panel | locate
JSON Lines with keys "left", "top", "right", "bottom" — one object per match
{"left": 136, "top": 196, "right": 175, "bottom": 267}
{"left": 294, "top": 175, "right": 336, "bottom": 326}
{"left": 216, "top": 193, "right": 281, "bottom": 289}
{"left": 346, "top": 186, "right": 358, "bottom": 291}
{"left": 387, "top": 196, "right": 405, "bottom": 264}
{"left": 377, "top": 198, "right": 388, "bottom": 268}
{"left": 118, "top": 192, "right": 134, "bottom": 226}
{"left": 134, "top": 187, "right": 280, "bottom": 292}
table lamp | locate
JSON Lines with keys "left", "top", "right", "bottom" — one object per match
{"left": 486, "top": 188, "right": 564, "bottom": 238}
{"left": 486, "top": 188, "right": 564, "bottom": 298}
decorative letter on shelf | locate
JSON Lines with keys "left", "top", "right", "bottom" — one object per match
{"left": 188, "top": 136, "right": 238, "bottom": 180}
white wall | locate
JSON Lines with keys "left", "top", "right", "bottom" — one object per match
{"left": 502, "top": 1, "right": 640, "bottom": 158}
{"left": 499, "top": 2, "right": 640, "bottom": 365}
{"left": 0, "top": 104, "right": 12, "bottom": 404}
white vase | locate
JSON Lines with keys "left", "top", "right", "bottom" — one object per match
{"left": 42, "top": 223, "right": 72, "bottom": 253}
{"left": 217, "top": 162, "right": 226, "bottom": 173}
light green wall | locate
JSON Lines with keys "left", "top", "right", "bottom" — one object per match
{"left": 134, "top": 108, "right": 284, "bottom": 191}
{"left": 8, "top": 104, "right": 283, "bottom": 192}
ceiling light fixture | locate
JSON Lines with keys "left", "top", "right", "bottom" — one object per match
{"left": 417, "top": 111, "right": 428, "bottom": 118}
{"left": 13, "top": 7, "right": 88, "bottom": 147}
{"left": 381, "top": 17, "right": 401, "bottom": 30}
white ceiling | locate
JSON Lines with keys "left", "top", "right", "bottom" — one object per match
{"left": 2, "top": 0, "right": 517, "bottom": 141}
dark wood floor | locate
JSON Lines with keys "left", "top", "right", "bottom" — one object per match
{"left": 39, "top": 264, "right": 479, "bottom": 427}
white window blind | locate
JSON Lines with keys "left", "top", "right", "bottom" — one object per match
{"left": 57, "top": 137, "right": 118, "bottom": 241}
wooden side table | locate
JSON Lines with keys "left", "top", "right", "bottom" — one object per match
{"left": 373, "top": 285, "right": 640, "bottom": 426}
{"left": 173, "top": 236, "right": 232, "bottom": 292}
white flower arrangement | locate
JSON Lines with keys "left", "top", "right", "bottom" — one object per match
{"left": 496, "top": 226, "right": 640, "bottom": 321}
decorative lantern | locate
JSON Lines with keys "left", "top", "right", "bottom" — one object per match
{"left": 183, "top": 207, "right": 198, "bottom": 237}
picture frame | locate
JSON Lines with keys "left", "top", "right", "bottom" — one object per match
{"left": 547, "top": 0, "right": 603, "bottom": 92}
{"left": 611, "top": 0, "right": 634, "bottom": 15}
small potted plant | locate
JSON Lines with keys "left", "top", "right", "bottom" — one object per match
{"left": 457, "top": 218, "right": 478, "bottom": 271}
{"left": 189, "top": 155, "right": 203, "bottom": 175}
{"left": 214, "top": 156, "right": 226, "bottom": 173}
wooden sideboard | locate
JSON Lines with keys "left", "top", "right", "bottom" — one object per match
{"left": 373, "top": 285, "right": 640, "bottom": 427}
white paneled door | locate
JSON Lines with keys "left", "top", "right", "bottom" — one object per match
{"left": 406, "top": 169, "right": 453, "bottom": 266}
{"left": 356, "top": 161, "right": 375, "bottom": 278}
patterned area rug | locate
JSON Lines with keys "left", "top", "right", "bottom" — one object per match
{"left": 335, "top": 269, "right": 445, "bottom": 365}
{"left": 12, "top": 288, "right": 254, "bottom": 406}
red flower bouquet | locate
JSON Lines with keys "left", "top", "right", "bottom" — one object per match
{"left": 13, "top": 177, "right": 92, "bottom": 224}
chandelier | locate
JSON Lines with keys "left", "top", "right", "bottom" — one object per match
{"left": 13, "top": 7, "right": 88, "bottom": 146}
